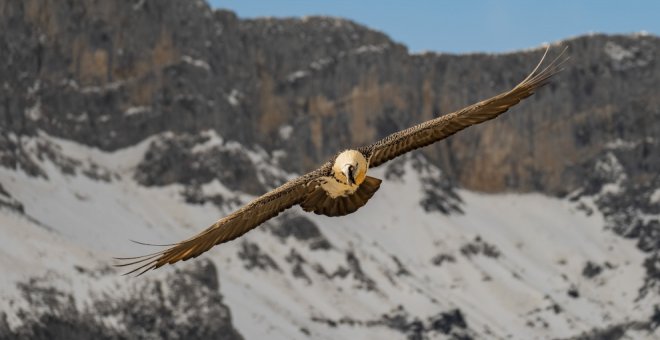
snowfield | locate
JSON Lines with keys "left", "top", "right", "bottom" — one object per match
{"left": 0, "top": 132, "right": 657, "bottom": 339}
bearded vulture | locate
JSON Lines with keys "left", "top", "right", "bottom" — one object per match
{"left": 117, "top": 47, "right": 566, "bottom": 275}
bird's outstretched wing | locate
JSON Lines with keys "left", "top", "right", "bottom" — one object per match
{"left": 115, "top": 164, "right": 330, "bottom": 276}
{"left": 366, "top": 46, "right": 567, "bottom": 168}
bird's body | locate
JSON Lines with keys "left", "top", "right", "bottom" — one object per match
{"left": 301, "top": 149, "right": 380, "bottom": 217}
{"left": 117, "top": 47, "right": 567, "bottom": 275}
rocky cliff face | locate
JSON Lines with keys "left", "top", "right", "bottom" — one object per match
{"left": 0, "top": 259, "right": 243, "bottom": 340}
{"left": 1, "top": 0, "right": 660, "bottom": 339}
{"left": 3, "top": 0, "right": 658, "bottom": 195}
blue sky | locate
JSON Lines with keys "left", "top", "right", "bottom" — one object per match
{"left": 209, "top": 0, "right": 660, "bottom": 53}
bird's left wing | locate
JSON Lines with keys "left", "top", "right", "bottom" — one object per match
{"left": 116, "top": 163, "right": 330, "bottom": 275}
{"left": 365, "top": 46, "right": 567, "bottom": 168}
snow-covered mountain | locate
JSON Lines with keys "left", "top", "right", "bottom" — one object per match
{"left": 0, "top": 131, "right": 658, "bottom": 339}
{"left": 1, "top": 0, "right": 660, "bottom": 339}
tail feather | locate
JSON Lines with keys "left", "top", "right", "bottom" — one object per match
{"left": 301, "top": 176, "right": 382, "bottom": 217}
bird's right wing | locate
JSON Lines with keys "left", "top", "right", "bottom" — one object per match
{"left": 366, "top": 46, "right": 567, "bottom": 168}
{"left": 116, "top": 163, "right": 331, "bottom": 275}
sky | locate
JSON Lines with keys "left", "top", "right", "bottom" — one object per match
{"left": 209, "top": 0, "right": 660, "bottom": 54}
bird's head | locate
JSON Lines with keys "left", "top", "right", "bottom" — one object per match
{"left": 333, "top": 150, "right": 367, "bottom": 186}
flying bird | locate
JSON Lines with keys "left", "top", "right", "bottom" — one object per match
{"left": 117, "top": 47, "right": 566, "bottom": 275}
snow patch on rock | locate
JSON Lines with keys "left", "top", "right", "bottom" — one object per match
{"left": 181, "top": 55, "right": 211, "bottom": 71}
{"left": 604, "top": 41, "right": 634, "bottom": 62}
{"left": 124, "top": 106, "right": 150, "bottom": 117}
{"left": 278, "top": 125, "right": 294, "bottom": 140}
{"left": 227, "top": 89, "right": 242, "bottom": 106}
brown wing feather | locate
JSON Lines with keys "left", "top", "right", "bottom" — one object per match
{"left": 116, "top": 163, "right": 331, "bottom": 275}
{"left": 366, "top": 46, "right": 568, "bottom": 168}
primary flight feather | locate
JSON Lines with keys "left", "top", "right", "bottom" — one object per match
{"left": 117, "top": 46, "right": 567, "bottom": 275}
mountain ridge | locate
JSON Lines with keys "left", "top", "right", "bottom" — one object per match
{"left": 3, "top": 0, "right": 659, "bottom": 195}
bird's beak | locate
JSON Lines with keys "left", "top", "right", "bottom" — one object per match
{"left": 342, "top": 164, "right": 355, "bottom": 186}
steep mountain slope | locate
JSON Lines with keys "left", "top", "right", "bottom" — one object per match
{"left": 1, "top": 0, "right": 660, "bottom": 339}
{"left": 0, "top": 132, "right": 657, "bottom": 339}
